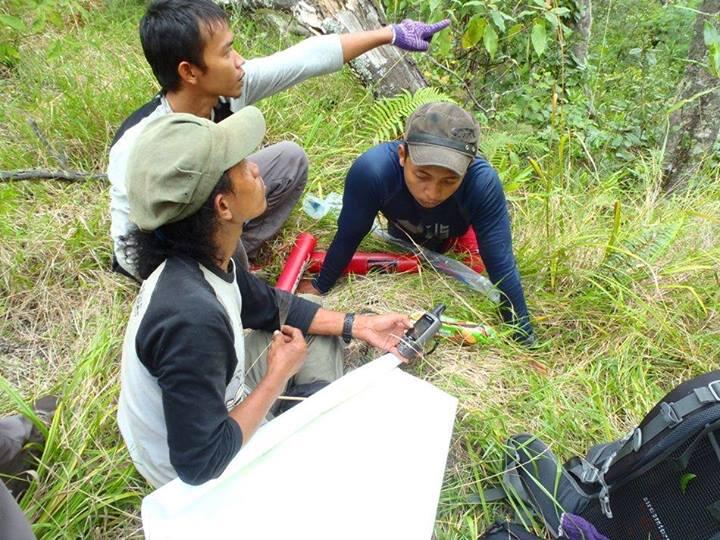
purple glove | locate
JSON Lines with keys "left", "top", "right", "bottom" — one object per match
{"left": 391, "top": 19, "right": 450, "bottom": 52}
{"left": 560, "top": 513, "right": 610, "bottom": 540}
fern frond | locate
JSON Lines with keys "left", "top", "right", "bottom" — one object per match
{"left": 360, "top": 88, "right": 455, "bottom": 144}
{"left": 479, "top": 128, "right": 546, "bottom": 165}
{"left": 638, "top": 219, "right": 685, "bottom": 264}
{"left": 602, "top": 218, "right": 686, "bottom": 278}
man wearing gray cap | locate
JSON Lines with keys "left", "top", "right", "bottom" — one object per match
{"left": 116, "top": 107, "right": 411, "bottom": 487}
{"left": 304, "top": 102, "right": 534, "bottom": 344}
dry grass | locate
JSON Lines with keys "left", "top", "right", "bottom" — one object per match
{"left": 0, "top": 180, "right": 135, "bottom": 394}
{"left": 0, "top": 2, "right": 719, "bottom": 539}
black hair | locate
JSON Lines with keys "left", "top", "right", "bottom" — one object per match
{"left": 120, "top": 172, "right": 233, "bottom": 280}
{"left": 139, "top": 0, "right": 228, "bottom": 93}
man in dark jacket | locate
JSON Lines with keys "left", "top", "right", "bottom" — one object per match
{"left": 300, "top": 103, "right": 534, "bottom": 343}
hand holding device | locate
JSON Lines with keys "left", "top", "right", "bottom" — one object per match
{"left": 396, "top": 304, "right": 446, "bottom": 360}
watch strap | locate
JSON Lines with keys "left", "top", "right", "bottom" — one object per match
{"left": 342, "top": 313, "right": 355, "bottom": 344}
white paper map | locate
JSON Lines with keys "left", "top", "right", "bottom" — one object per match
{"left": 142, "top": 354, "right": 458, "bottom": 540}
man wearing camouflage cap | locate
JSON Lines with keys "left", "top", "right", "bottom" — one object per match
{"left": 302, "top": 102, "right": 535, "bottom": 344}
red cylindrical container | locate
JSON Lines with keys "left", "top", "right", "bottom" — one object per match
{"left": 275, "top": 233, "right": 317, "bottom": 292}
{"left": 307, "top": 251, "right": 420, "bottom": 275}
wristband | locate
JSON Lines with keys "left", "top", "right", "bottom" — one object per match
{"left": 342, "top": 312, "right": 355, "bottom": 344}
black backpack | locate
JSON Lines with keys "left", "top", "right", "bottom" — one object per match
{"left": 477, "top": 521, "right": 554, "bottom": 539}
{"left": 486, "top": 371, "right": 720, "bottom": 540}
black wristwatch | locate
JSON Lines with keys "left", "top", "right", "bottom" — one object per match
{"left": 342, "top": 312, "right": 355, "bottom": 344}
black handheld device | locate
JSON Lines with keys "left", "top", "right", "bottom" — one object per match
{"left": 396, "top": 304, "right": 446, "bottom": 360}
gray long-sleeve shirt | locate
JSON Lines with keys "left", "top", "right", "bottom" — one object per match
{"left": 108, "top": 35, "right": 344, "bottom": 275}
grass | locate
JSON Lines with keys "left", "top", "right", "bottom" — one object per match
{"left": 0, "top": 1, "right": 719, "bottom": 538}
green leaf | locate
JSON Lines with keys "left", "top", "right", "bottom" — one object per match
{"left": 429, "top": 0, "right": 444, "bottom": 16}
{"left": 711, "top": 46, "right": 720, "bottom": 78}
{"left": 47, "top": 40, "right": 64, "bottom": 61}
{"left": 507, "top": 23, "right": 524, "bottom": 40}
{"left": 680, "top": 473, "right": 696, "bottom": 494}
{"left": 47, "top": 10, "right": 64, "bottom": 29}
{"left": 484, "top": 24, "right": 498, "bottom": 59}
{"left": 0, "top": 14, "right": 26, "bottom": 32}
{"left": 543, "top": 12, "right": 559, "bottom": 29}
{"left": 704, "top": 22, "right": 720, "bottom": 47}
{"left": 0, "top": 376, "right": 49, "bottom": 437}
{"left": 0, "top": 42, "right": 20, "bottom": 67}
{"left": 31, "top": 12, "right": 46, "bottom": 33}
{"left": 434, "top": 27, "right": 452, "bottom": 57}
{"left": 490, "top": 10, "right": 506, "bottom": 33}
{"left": 462, "top": 16, "right": 486, "bottom": 49}
{"left": 531, "top": 20, "right": 547, "bottom": 57}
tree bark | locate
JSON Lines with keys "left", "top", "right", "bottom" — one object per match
{"left": 227, "top": 0, "right": 427, "bottom": 97}
{"left": 570, "top": 0, "right": 592, "bottom": 67}
{"left": 662, "top": 0, "right": 720, "bottom": 194}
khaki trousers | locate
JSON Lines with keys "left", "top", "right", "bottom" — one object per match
{"left": 243, "top": 295, "right": 344, "bottom": 417}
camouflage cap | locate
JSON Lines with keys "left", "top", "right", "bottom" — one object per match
{"left": 404, "top": 102, "right": 479, "bottom": 177}
{"left": 127, "top": 107, "right": 265, "bottom": 231}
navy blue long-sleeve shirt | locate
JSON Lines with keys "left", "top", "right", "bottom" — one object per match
{"left": 313, "top": 141, "right": 532, "bottom": 336}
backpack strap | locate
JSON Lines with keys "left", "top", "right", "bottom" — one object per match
{"left": 613, "top": 379, "right": 720, "bottom": 463}
{"left": 478, "top": 521, "right": 548, "bottom": 540}
{"left": 566, "top": 457, "right": 600, "bottom": 484}
{"left": 565, "top": 440, "right": 624, "bottom": 490}
{"left": 480, "top": 486, "right": 510, "bottom": 503}
{"left": 674, "top": 421, "right": 720, "bottom": 470}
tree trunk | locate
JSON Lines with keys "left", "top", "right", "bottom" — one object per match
{"left": 662, "top": 0, "right": 720, "bottom": 193}
{"left": 228, "top": 0, "right": 427, "bottom": 97}
{"left": 570, "top": 0, "right": 592, "bottom": 67}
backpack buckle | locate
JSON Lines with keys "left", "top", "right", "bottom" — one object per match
{"left": 708, "top": 380, "right": 720, "bottom": 402}
{"left": 694, "top": 380, "right": 720, "bottom": 404}
{"left": 632, "top": 427, "right": 643, "bottom": 451}
{"left": 599, "top": 486, "right": 613, "bottom": 519}
{"left": 660, "top": 401, "right": 682, "bottom": 427}
{"left": 580, "top": 460, "right": 599, "bottom": 483}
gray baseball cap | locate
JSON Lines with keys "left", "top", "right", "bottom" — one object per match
{"left": 404, "top": 102, "right": 480, "bottom": 177}
{"left": 127, "top": 106, "right": 266, "bottom": 231}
